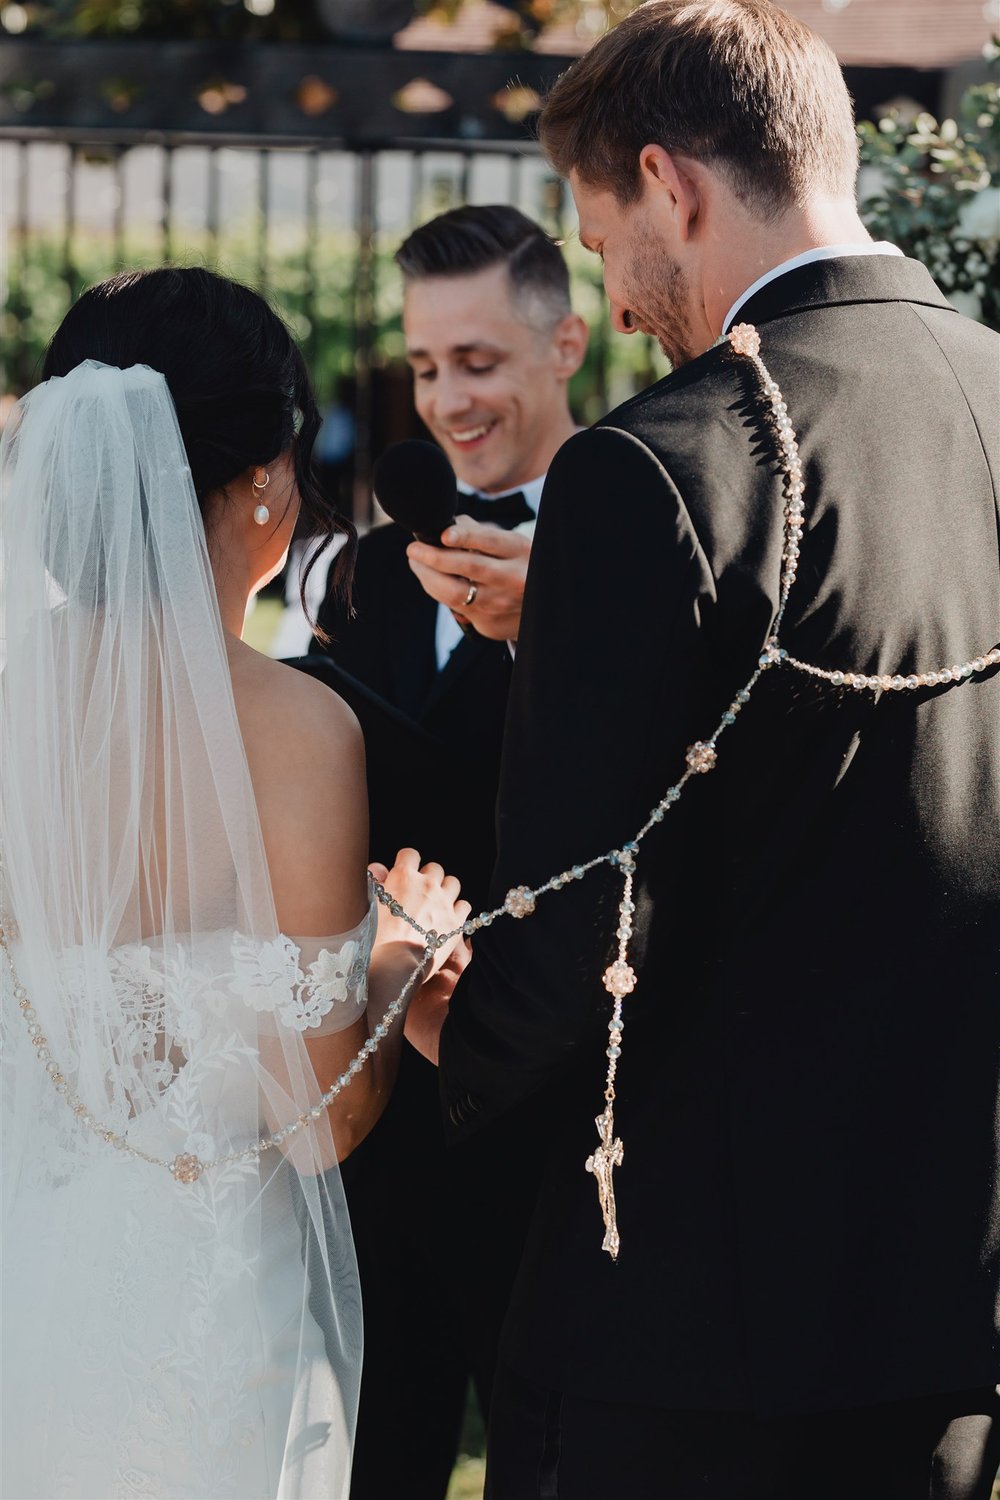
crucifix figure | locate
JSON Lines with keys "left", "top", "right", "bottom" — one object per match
{"left": 585, "top": 1107, "right": 624, "bottom": 1260}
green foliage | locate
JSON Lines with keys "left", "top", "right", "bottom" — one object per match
{"left": 0, "top": 0, "right": 630, "bottom": 42}
{"left": 0, "top": 0, "right": 329, "bottom": 41}
{"left": 858, "top": 40, "right": 1000, "bottom": 329}
{"left": 1, "top": 215, "right": 664, "bottom": 412}
{"left": 7, "top": 21, "right": 994, "bottom": 397}
{"left": 2, "top": 224, "right": 362, "bottom": 396}
{"left": 414, "top": 0, "right": 633, "bottom": 50}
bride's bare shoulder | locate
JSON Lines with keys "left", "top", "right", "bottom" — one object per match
{"left": 230, "top": 643, "right": 362, "bottom": 770}
{"left": 229, "top": 641, "right": 368, "bottom": 933}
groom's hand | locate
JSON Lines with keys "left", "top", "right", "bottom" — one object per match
{"left": 404, "top": 939, "right": 471, "bottom": 1066}
{"left": 369, "top": 851, "right": 470, "bottom": 978}
{"left": 407, "top": 517, "right": 531, "bottom": 643}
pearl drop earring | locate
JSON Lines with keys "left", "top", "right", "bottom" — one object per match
{"left": 252, "top": 469, "right": 270, "bottom": 526}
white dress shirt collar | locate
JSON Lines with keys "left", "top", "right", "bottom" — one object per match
{"left": 456, "top": 474, "right": 545, "bottom": 514}
{"left": 722, "top": 242, "right": 904, "bottom": 335}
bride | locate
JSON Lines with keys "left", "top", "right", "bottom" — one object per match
{"left": 0, "top": 267, "right": 469, "bottom": 1499}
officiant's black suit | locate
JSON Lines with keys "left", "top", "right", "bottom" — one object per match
{"left": 312, "top": 520, "right": 541, "bottom": 1500}
{"left": 313, "top": 518, "right": 514, "bottom": 905}
{"left": 439, "top": 257, "right": 1000, "bottom": 1482}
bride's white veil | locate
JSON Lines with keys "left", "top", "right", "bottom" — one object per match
{"left": 0, "top": 359, "right": 361, "bottom": 1498}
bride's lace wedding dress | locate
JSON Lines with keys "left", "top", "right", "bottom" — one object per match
{"left": 2, "top": 912, "right": 374, "bottom": 1500}
{"left": 0, "top": 362, "right": 371, "bottom": 1499}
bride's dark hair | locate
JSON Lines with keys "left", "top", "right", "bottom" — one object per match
{"left": 43, "top": 266, "right": 356, "bottom": 626}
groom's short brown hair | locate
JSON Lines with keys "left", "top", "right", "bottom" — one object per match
{"left": 539, "top": 0, "right": 858, "bottom": 221}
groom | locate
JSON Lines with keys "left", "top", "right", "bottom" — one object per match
{"left": 420, "top": 2, "right": 1000, "bottom": 1496}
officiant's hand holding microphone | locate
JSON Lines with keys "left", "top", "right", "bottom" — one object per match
{"left": 374, "top": 438, "right": 531, "bottom": 644}
{"left": 408, "top": 519, "right": 531, "bottom": 643}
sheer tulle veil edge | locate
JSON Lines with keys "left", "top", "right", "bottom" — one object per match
{"left": 0, "top": 361, "right": 362, "bottom": 1500}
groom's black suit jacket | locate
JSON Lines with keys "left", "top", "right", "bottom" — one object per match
{"left": 439, "top": 255, "right": 1000, "bottom": 1416}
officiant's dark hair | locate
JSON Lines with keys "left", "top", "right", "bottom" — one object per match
{"left": 539, "top": 0, "right": 859, "bottom": 221}
{"left": 43, "top": 266, "right": 356, "bottom": 624}
{"left": 395, "top": 205, "right": 572, "bottom": 327}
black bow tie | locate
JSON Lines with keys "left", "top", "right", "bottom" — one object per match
{"left": 455, "top": 491, "right": 535, "bottom": 530}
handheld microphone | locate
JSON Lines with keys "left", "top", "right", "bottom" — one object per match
{"left": 372, "top": 439, "right": 458, "bottom": 546}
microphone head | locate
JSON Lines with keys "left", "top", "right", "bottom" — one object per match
{"left": 372, "top": 439, "right": 457, "bottom": 541}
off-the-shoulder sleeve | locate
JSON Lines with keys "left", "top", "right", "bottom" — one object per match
{"left": 229, "top": 899, "right": 376, "bottom": 1039}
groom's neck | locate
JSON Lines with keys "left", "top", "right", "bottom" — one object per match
{"left": 700, "top": 196, "right": 873, "bottom": 346}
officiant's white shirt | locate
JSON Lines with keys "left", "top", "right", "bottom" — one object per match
{"left": 722, "top": 242, "right": 903, "bottom": 334}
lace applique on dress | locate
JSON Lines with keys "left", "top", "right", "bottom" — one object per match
{"left": 2, "top": 905, "right": 375, "bottom": 1499}
{"left": 230, "top": 900, "right": 375, "bottom": 1035}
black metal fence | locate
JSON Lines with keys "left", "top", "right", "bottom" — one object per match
{"left": 0, "top": 40, "right": 950, "bottom": 519}
{"left": 1, "top": 131, "right": 656, "bottom": 521}
{"left": 1, "top": 41, "right": 641, "bottom": 519}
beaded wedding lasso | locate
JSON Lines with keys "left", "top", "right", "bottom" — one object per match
{"left": 4, "top": 324, "right": 997, "bottom": 1252}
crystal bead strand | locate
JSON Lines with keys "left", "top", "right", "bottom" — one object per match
{"left": 1, "top": 851, "right": 435, "bottom": 1185}
{"left": 583, "top": 862, "right": 636, "bottom": 1260}
{"left": 780, "top": 647, "right": 1000, "bottom": 693}
{"left": 573, "top": 322, "right": 811, "bottom": 1256}
{"left": 370, "top": 323, "right": 996, "bottom": 1258}
{"left": 6, "top": 320, "right": 995, "bottom": 1212}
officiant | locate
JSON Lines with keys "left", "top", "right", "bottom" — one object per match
{"left": 310, "top": 204, "right": 588, "bottom": 1500}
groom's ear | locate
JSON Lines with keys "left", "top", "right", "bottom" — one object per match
{"left": 638, "top": 144, "right": 700, "bottom": 243}
{"left": 549, "top": 312, "right": 589, "bottom": 383}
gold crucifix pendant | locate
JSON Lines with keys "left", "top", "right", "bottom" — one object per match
{"left": 585, "top": 1106, "right": 624, "bottom": 1260}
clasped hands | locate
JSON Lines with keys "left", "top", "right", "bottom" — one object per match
{"left": 369, "top": 848, "right": 471, "bottom": 1068}
{"left": 406, "top": 517, "right": 531, "bottom": 643}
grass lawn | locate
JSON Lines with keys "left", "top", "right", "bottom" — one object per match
{"left": 440, "top": 1455, "right": 1000, "bottom": 1499}
{"left": 242, "top": 596, "right": 286, "bottom": 655}
{"left": 445, "top": 1449, "right": 1000, "bottom": 1498}
{"left": 446, "top": 1384, "right": 487, "bottom": 1500}
{"left": 439, "top": 1411, "right": 1000, "bottom": 1500}
{"left": 447, "top": 1456, "right": 487, "bottom": 1500}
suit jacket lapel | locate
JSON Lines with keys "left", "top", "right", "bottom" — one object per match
{"left": 373, "top": 524, "right": 506, "bottom": 722}
{"left": 420, "top": 627, "right": 497, "bottom": 717}
{"left": 736, "top": 254, "right": 955, "bottom": 329}
{"left": 390, "top": 573, "right": 440, "bottom": 719}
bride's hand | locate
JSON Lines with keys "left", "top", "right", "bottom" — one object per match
{"left": 369, "top": 848, "right": 471, "bottom": 976}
